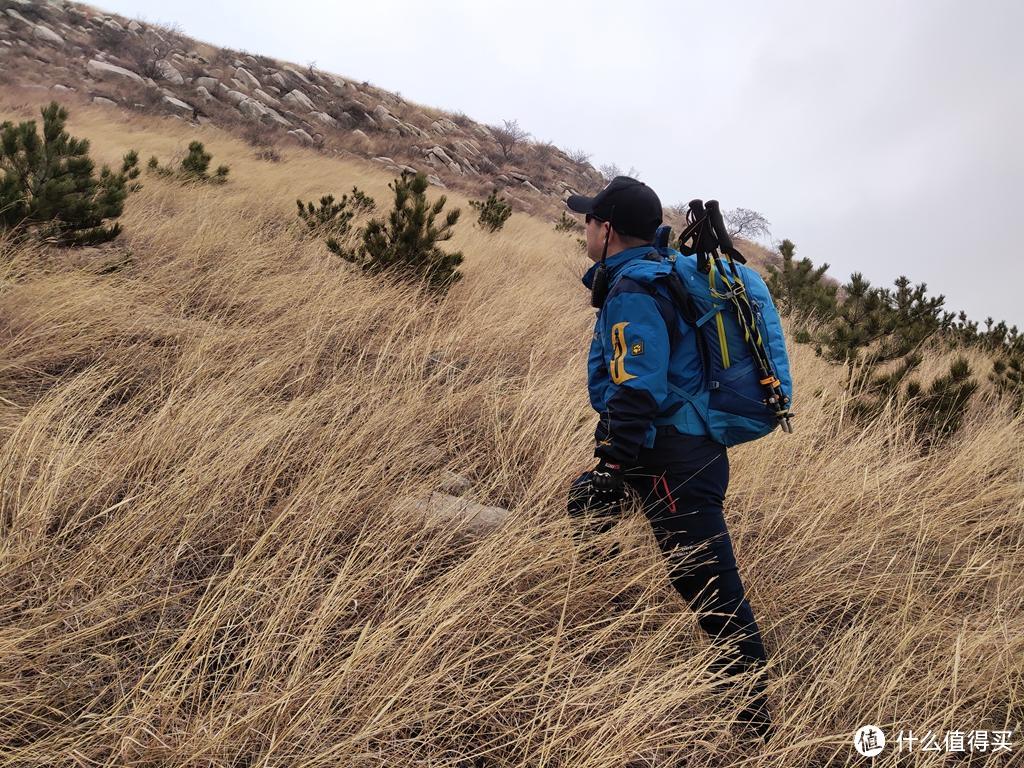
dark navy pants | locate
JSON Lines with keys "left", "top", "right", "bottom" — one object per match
{"left": 567, "top": 427, "right": 771, "bottom": 734}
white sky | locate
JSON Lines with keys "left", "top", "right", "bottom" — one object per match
{"left": 98, "top": 0, "right": 1024, "bottom": 328}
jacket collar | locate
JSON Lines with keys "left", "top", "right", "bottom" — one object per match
{"left": 581, "top": 245, "right": 658, "bottom": 290}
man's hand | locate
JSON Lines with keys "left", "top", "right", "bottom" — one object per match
{"left": 590, "top": 459, "right": 625, "bottom": 505}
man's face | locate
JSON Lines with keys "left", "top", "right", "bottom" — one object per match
{"left": 584, "top": 214, "right": 609, "bottom": 263}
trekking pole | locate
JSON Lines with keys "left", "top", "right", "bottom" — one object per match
{"left": 704, "top": 201, "right": 793, "bottom": 433}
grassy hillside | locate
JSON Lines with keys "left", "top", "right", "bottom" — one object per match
{"left": 1, "top": 94, "right": 1021, "bottom": 767}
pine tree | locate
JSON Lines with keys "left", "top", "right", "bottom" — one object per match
{"left": 469, "top": 190, "right": 512, "bottom": 232}
{"left": 906, "top": 357, "right": 978, "bottom": 444}
{"left": 764, "top": 239, "right": 838, "bottom": 319}
{"left": 1, "top": 101, "right": 139, "bottom": 246}
{"left": 338, "top": 171, "right": 463, "bottom": 293}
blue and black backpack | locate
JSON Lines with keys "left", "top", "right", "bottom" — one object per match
{"left": 642, "top": 201, "right": 794, "bottom": 447}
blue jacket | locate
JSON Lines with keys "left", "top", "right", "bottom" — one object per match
{"left": 582, "top": 245, "right": 707, "bottom": 463}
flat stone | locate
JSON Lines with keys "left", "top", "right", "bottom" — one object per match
{"left": 162, "top": 95, "right": 193, "bottom": 114}
{"left": 310, "top": 111, "right": 337, "bottom": 127}
{"left": 155, "top": 59, "right": 183, "bottom": 85}
{"left": 234, "top": 66, "right": 260, "bottom": 90}
{"left": 32, "top": 24, "right": 64, "bottom": 46}
{"left": 92, "top": 96, "right": 117, "bottom": 106}
{"left": 282, "top": 88, "right": 315, "bottom": 111}
{"left": 86, "top": 58, "right": 143, "bottom": 84}
{"left": 401, "top": 492, "right": 507, "bottom": 535}
{"left": 287, "top": 128, "right": 313, "bottom": 144}
{"left": 252, "top": 88, "right": 279, "bottom": 107}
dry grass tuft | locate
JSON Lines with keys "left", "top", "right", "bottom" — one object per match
{"left": 1, "top": 99, "right": 1021, "bottom": 767}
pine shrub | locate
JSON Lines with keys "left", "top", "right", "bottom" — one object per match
{"left": 337, "top": 171, "right": 463, "bottom": 293}
{"left": 0, "top": 101, "right": 140, "bottom": 246}
{"left": 468, "top": 190, "right": 512, "bottom": 232}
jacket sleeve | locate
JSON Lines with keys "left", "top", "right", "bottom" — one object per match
{"left": 594, "top": 288, "right": 670, "bottom": 464}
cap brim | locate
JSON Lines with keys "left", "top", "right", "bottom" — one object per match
{"left": 565, "top": 194, "right": 594, "bottom": 214}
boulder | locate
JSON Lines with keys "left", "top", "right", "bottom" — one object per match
{"left": 269, "top": 71, "right": 287, "bottom": 89}
{"left": 237, "top": 98, "right": 264, "bottom": 120}
{"left": 195, "top": 76, "right": 218, "bottom": 91}
{"left": 282, "top": 65, "right": 311, "bottom": 84}
{"left": 5, "top": 9, "right": 32, "bottom": 25}
{"left": 234, "top": 66, "right": 260, "bottom": 90}
{"left": 126, "top": 19, "right": 142, "bottom": 32}
{"left": 521, "top": 180, "right": 541, "bottom": 194}
{"left": 92, "top": 96, "right": 117, "bottom": 107}
{"left": 426, "top": 174, "right": 446, "bottom": 188}
{"left": 51, "top": 83, "right": 74, "bottom": 92}
{"left": 372, "top": 156, "right": 395, "bottom": 165}
{"left": 351, "top": 129, "right": 368, "bottom": 140}
{"left": 222, "top": 89, "right": 248, "bottom": 105}
{"left": 194, "top": 85, "right": 214, "bottom": 102}
{"left": 261, "top": 107, "right": 290, "bottom": 128}
{"left": 282, "top": 89, "right": 315, "bottom": 111}
{"left": 155, "top": 59, "right": 184, "bottom": 85}
{"left": 311, "top": 111, "right": 337, "bottom": 128}
{"left": 401, "top": 492, "right": 507, "bottom": 535}
{"left": 253, "top": 88, "right": 280, "bottom": 107}
{"left": 32, "top": 24, "right": 64, "bottom": 46}
{"left": 162, "top": 95, "right": 193, "bottom": 114}
{"left": 438, "top": 471, "right": 472, "bottom": 496}
{"left": 103, "top": 18, "right": 124, "bottom": 32}
{"left": 287, "top": 128, "right": 313, "bottom": 145}
{"left": 86, "top": 58, "right": 143, "bottom": 84}
{"left": 230, "top": 78, "right": 248, "bottom": 92}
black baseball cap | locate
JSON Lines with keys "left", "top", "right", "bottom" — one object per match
{"left": 566, "top": 176, "right": 662, "bottom": 241}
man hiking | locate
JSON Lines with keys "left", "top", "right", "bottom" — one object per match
{"left": 565, "top": 176, "right": 774, "bottom": 743}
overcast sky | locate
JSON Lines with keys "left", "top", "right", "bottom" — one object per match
{"left": 99, "top": 0, "right": 1024, "bottom": 328}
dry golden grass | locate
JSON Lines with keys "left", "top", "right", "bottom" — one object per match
{"left": 1, "top": 97, "right": 1021, "bottom": 767}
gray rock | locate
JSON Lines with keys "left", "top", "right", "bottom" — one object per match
{"left": 282, "top": 65, "right": 311, "bottom": 84}
{"left": 32, "top": 24, "right": 64, "bottom": 46}
{"left": 522, "top": 180, "right": 541, "bottom": 193}
{"left": 287, "top": 128, "right": 313, "bottom": 144}
{"left": 310, "top": 111, "right": 337, "bottom": 127}
{"left": 86, "top": 58, "right": 143, "bottom": 84}
{"left": 92, "top": 96, "right": 117, "bottom": 106}
{"left": 372, "top": 156, "right": 395, "bottom": 165}
{"left": 230, "top": 78, "right": 248, "bottom": 92}
{"left": 373, "top": 104, "right": 391, "bottom": 119}
{"left": 234, "top": 66, "right": 260, "bottom": 90}
{"left": 162, "top": 95, "right": 193, "bottom": 114}
{"left": 401, "top": 492, "right": 506, "bottom": 535}
{"left": 194, "top": 85, "right": 214, "bottom": 102}
{"left": 508, "top": 171, "right": 530, "bottom": 182}
{"left": 253, "top": 88, "right": 279, "bottom": 107}
{"left": 351, "top": 129, "right": 368, "bottom": 140}
{"left": 438, "top": 471, "right": 472, "bottom": 496}
{"left": 103, "top": 18, "right": 123, "bottom": 32}
{"left": 261, "top": 107, "right": 290, "bottom": 128}
{"left": 155, "top": 59, "right": 183, "bottom": 85}
{"left": 428, "top": 146, "right": 455, "bottom": 166}
{"left": 127, "top": 19, "right": 142, "bottom": 32}
{"left": 52, "top": 83, "right": 74, "bottom": 92}
{"left": 426, "top": 174, "right": 446, "bottom": 188}
{"left": 237, "top": 98, "right": 264, "bottom": 120}
{"left": 282, "top": 89, "right": 315, "bottom": 111}
{"left": 223, "top": 89, "right": 248, "bottom": 105}
{"left": 195, "top": 76, "right": 218, "bottom": 91}
{"left": 269, "top": 71, "right": 287, "bottom": 89}
{"left": 5, "top": 9, "right": 31, "bottom": 25}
